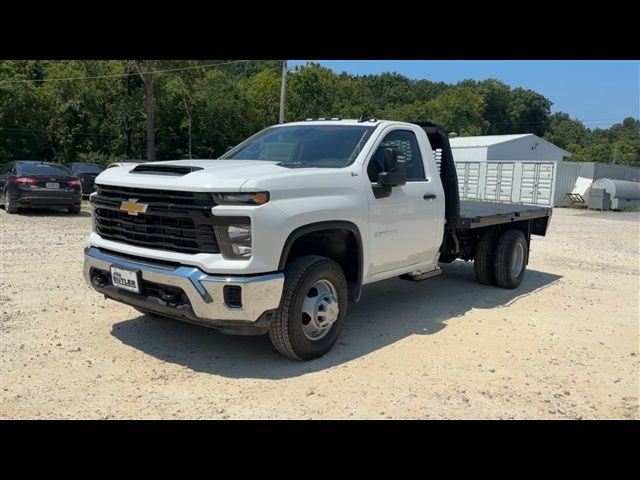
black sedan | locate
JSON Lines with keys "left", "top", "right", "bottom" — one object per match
{"left": 0, "top": 161, "right": 82, "bottom": 214}
{"left": 68, "top": 162, "right": 105, "bottom": 195}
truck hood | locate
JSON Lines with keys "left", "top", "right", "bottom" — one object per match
{"left": 94, "top": 159, "right": 353, "bottom": 193}
{"left": 95, "top": 160, "right": 283, "bottom": 191}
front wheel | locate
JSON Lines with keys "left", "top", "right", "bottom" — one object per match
{"left": 268, "top": 255, "right": 348, "bottom": 361}
{"left": 68, "top": 204, "right": 81, "bottom": 214}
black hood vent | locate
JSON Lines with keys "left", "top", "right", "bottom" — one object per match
{"left": 131, "top": 164, "right": 203, "bottom": 176}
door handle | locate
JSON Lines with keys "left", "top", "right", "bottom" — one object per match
{"left": 423, "top": 194, "right": 437, "bottom": 200}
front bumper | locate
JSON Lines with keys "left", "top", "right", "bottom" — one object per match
{"left": 83, "top": 247, "right": 284, "bottom": 329}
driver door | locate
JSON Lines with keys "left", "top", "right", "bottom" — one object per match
{"left": 366, "top": 128, "right": 444, "bottom": 279}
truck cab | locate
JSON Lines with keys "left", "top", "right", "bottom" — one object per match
{"left": 84, "top": 119, "right": 551, "bottom": 360}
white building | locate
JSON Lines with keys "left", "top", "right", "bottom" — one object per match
{"left": 449, "top": 134, "right": 575, "bottom": 207}
{"left": 449, "top": 134, "right": 571, "bottom": 163}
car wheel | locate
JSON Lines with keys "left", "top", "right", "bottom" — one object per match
{"left": 68, "top": 205, "right": 81, "bottom": 214}
{"left": 268, "top": 255, "right": 348, "bottom": 361}
{"left": 4, "top": 191, "right": 18, "bottom": 214}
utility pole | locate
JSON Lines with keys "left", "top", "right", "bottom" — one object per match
{"left": 179, "top": 79, "right": 193, "bottom": 159}
{"left": 144, "top": 61, "right": 156, "bottom": 161}
{"left": 135, "top": 60, "right": 157, "bottom": 161}
{"left": 613, "top": 144, "right": 618, "bottom": 164}
{"left": 279, "top": 60, "right": 287, "bottom": 124}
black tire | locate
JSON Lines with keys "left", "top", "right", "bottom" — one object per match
{"left": 4, "top": 191, "right": 18, "bottom": 214}
{"left": 493, "top": 229, "right": 528, "bottom": 289}
{"left": 68, "top": 204, "right": 81, "bottom": 214}
{"left": 474, "top": 229, "right": 499, "bottom": 285}
{"left": 268, "top": 255, "right": 348, "bottom": 361}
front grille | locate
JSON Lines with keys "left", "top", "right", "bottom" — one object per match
{"left": 93, "top": 184, "right": 220, "bottom": 254}
{"left": 95, "top": 184, "right": 214, "bottom": 206}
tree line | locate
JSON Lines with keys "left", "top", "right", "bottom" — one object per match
{"left": 1, "top": 60, "right": 638, "bottom": 167}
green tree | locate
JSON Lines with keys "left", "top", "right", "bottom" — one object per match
{"left": 0, "top": 61, "right": 51, "bottom": 160}
{"left": 287, "top": 62, "right": 339, "bottom": 120}
{"left": 508, "top": 87, "right": 552, "bottom": 136}
{"left": 423, "top": 86, "right": 489, "bottom": 135}
{"left": 240, "top": 68, "right": 281, "bottom": 129}
{"left": 544, "top": 112, "right": 588, "bottom": 150}
{"left": 477, "top": 79, "right": 512, "bottom": 134}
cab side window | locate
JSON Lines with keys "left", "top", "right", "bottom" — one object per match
{"left": 367, "top": 130, "right": 425, "bottom": 183}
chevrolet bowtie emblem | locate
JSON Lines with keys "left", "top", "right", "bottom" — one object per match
{"left": 120, "top": 198, "right": 148, "bottom": 216}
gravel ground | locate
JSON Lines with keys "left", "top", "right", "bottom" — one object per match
{"left": 1, "top": 204, "right": 638, "bottom": 419}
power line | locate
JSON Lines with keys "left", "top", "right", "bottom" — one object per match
{"left": 0, "top": 60, "right": 256, "bottom": 84}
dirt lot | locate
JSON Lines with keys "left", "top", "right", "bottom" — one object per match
{"left": 1, "top": 205, "right": 638, "bottom": 419}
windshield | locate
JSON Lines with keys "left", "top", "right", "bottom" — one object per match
{"left": 17, "top": 163, "right": 72, "bottom": 176}
{"left": 71, "top": 164, "right": 105, "bottom": 174}
{"left": 221, "top": 125, "right": 376, "bottom": 168}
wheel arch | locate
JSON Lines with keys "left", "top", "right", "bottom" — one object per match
{"left": 279, "top": 221, "right": 364, "bottom": 302}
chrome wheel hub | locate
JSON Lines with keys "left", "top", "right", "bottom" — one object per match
{"left": 301, "top": 279, "right": 339, "bottom": 341}
{"left": 511, "top": 242, "right": 525, "bottom": 277}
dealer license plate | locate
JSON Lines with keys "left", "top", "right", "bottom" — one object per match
{"left": 45, "top": 182, "right": 59, "bottom": 189}
{"left": 110, "top": 266, "right": 141, "bottom": 293}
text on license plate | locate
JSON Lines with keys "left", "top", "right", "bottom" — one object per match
{"left": 45, "top": 182, "right": 59, "bottom": 189}
{"left": 110, "top": 266, "right": 140, "bottom": 293}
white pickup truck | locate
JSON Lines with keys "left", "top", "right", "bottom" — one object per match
{"left": 84, "top": 119, "right": 552, "bottom": 360}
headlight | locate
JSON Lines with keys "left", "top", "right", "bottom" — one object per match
{"left": 214, "top": 221, "right": 252, "bottom": 259}
{"left": 212, "top": 192, "right": 269, "bottom": 205}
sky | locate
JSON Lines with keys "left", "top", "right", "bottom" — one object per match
{"left": 289, "top": 60, "right": 640, "bottom": 129}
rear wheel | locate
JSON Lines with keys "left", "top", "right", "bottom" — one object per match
{"left": 474, "top": 229, "right": 499, "bottom": 285}
{"left": 493, "top": 230, "right": 528, "bottom": 289}
{"left": 4, "top": 191, "right": 18, "bottom": 214}
{"left": 268, "top": 255, "right": 348, "bottom": 361}
{"left": 68, "top": 204, "right": 81, "bottom": 214}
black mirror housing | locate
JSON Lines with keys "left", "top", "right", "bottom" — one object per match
{"left": 372, "top": 147, "right": 407, "bottom": 198}
{"left": 384, "top": 147, "right": 397, "bottom": 171}
{"left": 377, "top": 171, "right": 406, "bottom": 187}
{"left": 378, "top": 148, "right": 406, "bottom": 187}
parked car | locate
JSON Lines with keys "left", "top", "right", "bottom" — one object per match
{"left": 0, "top": 161, "right": 82, "bottom": 214}
{"left": 68, "top": 162, "right": 105, "bottom": 195}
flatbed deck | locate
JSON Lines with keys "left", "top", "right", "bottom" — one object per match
{"left": 450, "top": 201, "right": 552, "bottom": 229}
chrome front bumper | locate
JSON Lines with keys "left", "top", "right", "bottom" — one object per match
{"left": 83, "top": 247, "right": 284, "bottom": 326}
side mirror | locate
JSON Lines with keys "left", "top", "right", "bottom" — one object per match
{"left": 384, "top": 147, "right": 398, "bottom": 171}
{"left": 377, "top": 148, "right": 406, "bottom": 187}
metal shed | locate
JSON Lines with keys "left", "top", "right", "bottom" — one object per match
{"left": 449, "top": 134, "right": 640, "bottom": 208}
{"left": 454, "top": 160, "right": 581, "bottom": 207}
{"left": 450, "top": 134, "right": 571, "bottom": 163}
